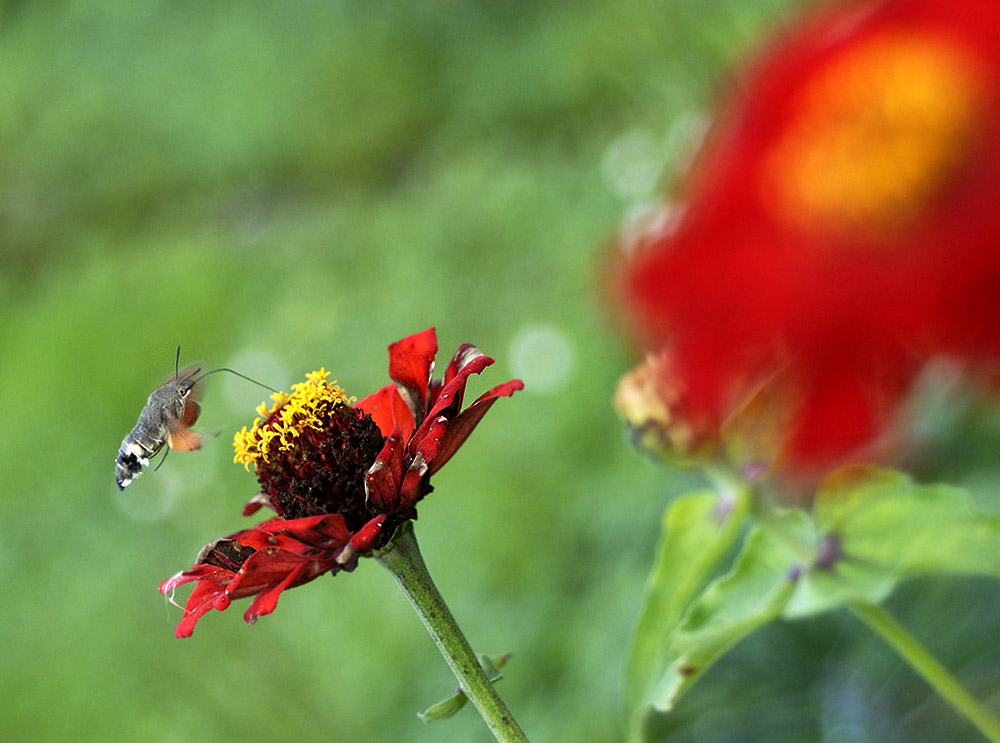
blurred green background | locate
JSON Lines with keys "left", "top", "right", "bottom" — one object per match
{"left": 4, "top": 1, "right": 1000, "bottom": 741}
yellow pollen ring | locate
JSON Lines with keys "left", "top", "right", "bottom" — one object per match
{"left": 760, "top": 32, "right": 985, "bottom": 244}
{"left": 233, "top": 369, "right": 353, "bottom": 471}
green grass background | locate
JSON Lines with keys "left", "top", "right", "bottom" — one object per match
{"left": 3, "top": 1, "right": 1000, "bottom": 741}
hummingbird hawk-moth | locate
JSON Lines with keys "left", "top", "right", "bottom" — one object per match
{"left": 115, "top": 348, "right": 275, "bottom": 490}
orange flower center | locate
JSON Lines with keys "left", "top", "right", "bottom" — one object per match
{"left": 761, "top": 32, "right": 985, "bottom": 244}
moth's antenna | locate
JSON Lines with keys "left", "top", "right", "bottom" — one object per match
{"left": 174, "top": 345, "right": 182, "bottom": 380}
{"left": 194, "top": 367, "right": 280, "bottom": 394}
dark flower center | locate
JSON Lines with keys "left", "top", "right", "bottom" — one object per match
{"left": 233, "top": 371, "right": 387, "bottom": 531}
{"left": 254, "top": 402, "right": 385, "bottom": 528}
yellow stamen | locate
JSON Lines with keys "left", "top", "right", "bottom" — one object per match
{"left": 233, "top": 369, "right": 353, "bottom": 471}
{"left": 761, "top": 32, "right": 984, "bottom": 244}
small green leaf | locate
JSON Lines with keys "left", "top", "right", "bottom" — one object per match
{"left": 418, "top": 691, "right": 468, "bottom": 723}
{"left": 625, "top": 488, "right": 750, "bottom": 740}
{"left": 652, "top": 516, "right": 806, "bottom": 715}
{"left": 478, "top": 652, "right": 509, "bottom": 679}
{"left": 785, "top": 466, "right": 1000, "bottom": 617}
{"left": 417, "top": 653, "right": 510, "bottom": 723}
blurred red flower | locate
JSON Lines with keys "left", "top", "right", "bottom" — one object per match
{"left": 617, "top": 0, "right": 1000, "bottom": 468}
{"left": 160, "top": 328, "right": 523, "bottom": 637}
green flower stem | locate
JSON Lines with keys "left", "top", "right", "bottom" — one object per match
{"left": 376, "top": 522, "right": 530, "bottom": 743}
{"left": 849, "top": 599, "right": 1000, "bottom": 743}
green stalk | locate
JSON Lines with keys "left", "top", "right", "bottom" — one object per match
{"left": 376, "top": 522, "right": 529, "bottom": 743}
{"left": 849, "top": 599, "right": 1000, "bottom": 743}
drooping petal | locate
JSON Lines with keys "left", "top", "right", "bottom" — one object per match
{"left": 213, "top": 545, "right": 329, "bottom": 601}
{"left": 387, "top": 328, "right": 438, "bottom": 423}
{"left": 160, "top": 513, "right": 356, "bottom": 636}
{"left": 174, "top": 584, "right": 229, "bottom": 638}
{"left": 243, "top": 560, "right": 314, "bottom": 625}
{"left": 431, "top": 348, "right": 494, "bottom": 417}
{"left": 430, "top": 379, "right": 525, "bottom": 474}
{"left": 786, "top": 364, "right": 910, "bottom": 463}
{"left": 434, "top": 343, "right": 487, "bottom": 408}
{"left": 348, "top": 514, "right": 387, "bottom": 553}
{"left": 160, "top": 565, "right": 236, "bottom": 638}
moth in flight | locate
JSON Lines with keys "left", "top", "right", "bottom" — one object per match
{"left": 115, "top": 348, "right": 274, "bottom": 490}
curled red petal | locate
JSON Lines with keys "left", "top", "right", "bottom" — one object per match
{"left": 174, "top": 586, "right": 228, "bottom": 638}
{"left": 387, "top": 327, "right": 438, "bottom": 423}
{"left": 160, "top": 565, "right": 236, "bottom": 638}
{"left": 409, "top": 350, "right": 495, "bottom": 454}
{"left": 431, "top": 378, "right": 524, "bottom": 474}
{"left": 242, "top": 492, "right": 272, "bottom": 517}
{"left": 428, "top": 348, "right": 494, "bottom": 419}
{"left": 436, "top": 343, "right": 489, "bottom": 405}
{"left": 160, "top": 563, "right": 231, "bottom": 597}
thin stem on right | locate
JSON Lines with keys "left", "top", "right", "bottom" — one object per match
{"left": 850, "top": 599, "right": 1000, "bottom": 743}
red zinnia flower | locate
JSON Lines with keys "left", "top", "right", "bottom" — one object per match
{"left": 160, "top": 328, "right": 523, "bottom": 637}
{"left": 617, "top": 0, "right": 1000, "bottom": 469}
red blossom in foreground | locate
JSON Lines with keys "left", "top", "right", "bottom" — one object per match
{"left": 160, "top": 328, "right": 523, "bottom": 637}
{"left": 616, "top": 0, "right": 1000, "bottom": 470}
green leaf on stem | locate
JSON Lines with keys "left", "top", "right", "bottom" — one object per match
{"left": 652, "top": 514, "right": 807, "bottom": 715}
{"left": 785, "top": 465, "right": 1000, "bottom": 617}
{"left": 624, "top": 487, "right": 750, "bottom": 740}
{"left": 418, "top": 653, "right": 511, "bottom": 723}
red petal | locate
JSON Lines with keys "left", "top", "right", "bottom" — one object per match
{"left": 243, "top": 561, "right": 312, "bottom": 625}
{"left": 350, "top": 515, "right": 386, "bottom": 551}
{"left": 408, "top": 350, "right": 494, "bottom": 455}
{"left": 437, "top": 344, "right": 485, "bottom": 401}
{"left": 162, "top": 514, "right": 352, "bottom": 636}
{"left": 400, "top": 415, "right": 447, "bottom": 505}
{"left": 430, "top": 379, "right": 524, "bottom": 474}
{"left": 228, "top": 546, "right": 337, "bottom": 601}
{"left": 365, "top": 429, "right": 406, "bottom": 513}
{"left": 786, "top": 367, "right": 906, "bottom": 466}
{"left": 159, "top": 564, "right": 227, "bottom": 595}
{"left": 335, "top": 515, "right": 388, "bottom": 568}
{"left": 356, "top": 384, "right": 416, "bottom": 440}
{"left": 174, "top": 586, "right": 227, "bottom": 638}
{"left": 387, "top": 328, "right": 438, "bottom": 423}
{"left": 274, "top": 513, "right": 353, "bottom": 550}
{"left": 160, "top": 565, "right": 235, "bottom": 638}
{"left": 241, "top": 492, "right": 272, "bottom": 517}
{"left": 431, "top": 346, "right": 494, "bottom": 416}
